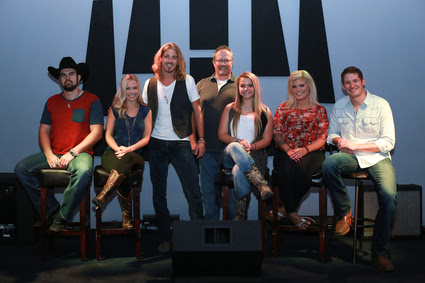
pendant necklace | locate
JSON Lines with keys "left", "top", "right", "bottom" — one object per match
{"left": 63, "top": 91, "right": 82, "bottom": 108}
{"left": 125, "top": 113, "right": 138, "bottom": 146}
{"left": 160, "top": 83, "right": 171, "bottom": 104}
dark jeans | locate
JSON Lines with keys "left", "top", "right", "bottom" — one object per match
{"left": 101, "top": 149, "right": 144, "bottom": 197}
{"left": 149, "top": 137, "right": 204, "bottom": 241}
{"left": 273, "top": 150, "right": 324, "bottom": 213}
{"left": 323, "top": 153, "right": 397, "bottom": 256}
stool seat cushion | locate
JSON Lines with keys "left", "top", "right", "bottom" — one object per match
{"left": 39, "top": 169, "right": 71, "bottom": 187}
{"left": 341, "top": 171, "right": 369, "bottom": 179}
{"left": 221, "top": 168, "right": 235, "bottom": 188}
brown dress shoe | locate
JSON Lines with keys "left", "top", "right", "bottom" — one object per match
{"left": 372, "top": 255, "right": 395, "bottom": 272}
{"left": 334, "top": 210, "right": 352, "bottom": 236}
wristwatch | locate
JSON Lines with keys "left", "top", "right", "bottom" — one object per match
{"left": 69, "top": 148, "right": 79, "bottom": 157}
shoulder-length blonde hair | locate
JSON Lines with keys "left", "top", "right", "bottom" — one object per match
{"left": 152, "top": 42, "right": 186, "bottom": 81}
{"left": 112, "top": 74, "right": 144, "bottom": 118}
{"left": 232, "top": 72, "right": 264, "bottom": 140}
{"left": 286, "top": 70, "right": 319, "bottom": 109}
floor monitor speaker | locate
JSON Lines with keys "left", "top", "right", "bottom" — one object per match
{"left": 172, "top": 220, "right": 262, "bottom": 277}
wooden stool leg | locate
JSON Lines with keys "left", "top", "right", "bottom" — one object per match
{"left": 353, "top": 180, "right": 359, "bottom": 264}
{"left": 96, "top": 207, "right": 102, "bottom": 261}
{"left": 222, "top": 186, "right": 229, "bottom": 220}
{"left": 134, "top": 187, "right": 141, "bottom": 259}
{"left": 79, "top": 189, "right": 89, "bottom": 261}
{"left": 40, "top": 187, "right": 47, "bottom": 261}
{"left": 318, "top": 186, "right": 327, "bottom": 262}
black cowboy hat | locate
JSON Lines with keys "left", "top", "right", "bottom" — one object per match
{"left": 48, "top": 56, "right": 89, "bottom": 80}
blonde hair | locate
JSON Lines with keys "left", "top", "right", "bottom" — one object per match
{"left": 112, "top": 74, "right": 144, "bottom": 118}
{"left": 232, "top": 72, "right": 264, "bottom": 140}
{"left": 152, "top": 43, "right": 186, "bottom": 81}
{"left": 286, "top": 70, "right": 319, "bottom": 108}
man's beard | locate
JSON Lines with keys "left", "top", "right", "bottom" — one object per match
{"left": 62, "top": 81, "right": 78, "bottom": 92}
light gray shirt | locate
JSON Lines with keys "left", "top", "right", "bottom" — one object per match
{"left": 327, "top": 90, "right": 395, "bottom": 168}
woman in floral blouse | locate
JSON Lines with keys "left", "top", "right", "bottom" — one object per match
{"left": 272, "top": 70, "right": 329, "bottom": 229}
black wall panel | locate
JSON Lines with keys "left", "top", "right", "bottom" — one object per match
{"left": 84, "top": 0, "right": 116, "bottom": 115}
{"left": 190, "top": 0, "right": 228, "bottom": 49}
{"left": 298, "top": 0, "right": 335, "bottom": 103}
{"left": 252, "top": 0, "right": 289, "bottom": 76}
{"left": 123, "top": 0, "right": 161, "bottom": 74}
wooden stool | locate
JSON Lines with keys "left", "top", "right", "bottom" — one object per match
{"left": 39, "top": 168, "right": 90, "bottom": 261}
{"left": 93, "top": 165, "right": 142, "bottom": 260}
{"left": 340, "top": 171, "right": 374, "bottom": 264}
{"left": 270, "top": 168, "right": 328, "bottom": 261}
{"left": 220, "top": 168, "right": 268, "bottom": 257}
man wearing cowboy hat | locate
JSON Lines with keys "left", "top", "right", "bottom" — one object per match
{"left": 15, "top": 56, "right": 104, "bottom": 232}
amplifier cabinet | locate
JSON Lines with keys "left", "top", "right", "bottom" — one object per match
{"left": 363, "top": 184, "right": 422, "bottom": 238}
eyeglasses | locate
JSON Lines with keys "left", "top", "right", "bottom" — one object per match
{"left": 214, "top": 59, "right": 233, "bottom": 65}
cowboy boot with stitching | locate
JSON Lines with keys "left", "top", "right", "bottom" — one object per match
{"left": 243, "top": 164, "right": 274, "bottom": 200}
{"left": 117, "top": 190, "right": 134, "bottom": 229}
{"left": 92, "top": 169, "right": 126, "bottom": 208}
{"left": 233, "top": 194, "right": 251, "bottom": 221}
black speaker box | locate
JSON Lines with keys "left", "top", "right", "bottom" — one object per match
{"left": 363, "top": 184, "right": 422, "bottom": 238}
{"left": 0, "top": 173, "right": 35, "bottom": 243}
{"left": 172, "top": 220, "right": 262, "bottom": 277}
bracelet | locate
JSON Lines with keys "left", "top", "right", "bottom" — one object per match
{"left": 69, "top": 148, "right": 79, "bottom": 157}
{"left": 252, "top": 143, "right": 256, "bottom": 151}
{"left": 304, "top": 146, "right": 310, "bottom": 154}
{"left": 235, "top": 138, "right": 241, "bottom": 143}
{"left": 198, "top": 139, "right": 205, "bottom": 144}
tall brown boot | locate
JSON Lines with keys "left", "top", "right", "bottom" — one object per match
{"left": 233, "top": 194, "right": 251, "bottom": 221}
{"left": 244, "top": 164, "right": 274, "bottom": 200}
{"left": 117, "top": 190, "right": 134, "bottom": 229}
{"left": 92, "top": 169, "right": 126, "bottom": 208}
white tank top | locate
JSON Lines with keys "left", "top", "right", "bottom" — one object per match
{"left": 230, "top": 113, "right": 255, "bottom": 143}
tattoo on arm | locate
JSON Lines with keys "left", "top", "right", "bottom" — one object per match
{"left": 273, "top": 134, "right": 285, "bottom": 148}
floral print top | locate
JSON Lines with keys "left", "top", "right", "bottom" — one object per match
{"left": 273, "top": 102, "right": 329, "bottom": 150}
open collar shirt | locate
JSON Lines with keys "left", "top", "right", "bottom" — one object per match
{"left": 327, "top": 90, "right": 395, "bottom": 168}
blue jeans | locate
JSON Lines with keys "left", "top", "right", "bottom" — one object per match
{"left": 149, "top": 137, "right": 204, "bottom": 241}
{"left": 14, "top": 152, "right": 94, "bottom": 221}
{"left": 199, "top": 152, "right": 235, "bottom": 220}
{"left": 323, "top": 153, "right": 397, "bottom": 256}
{"left": 222, "top": 142, "right": 255, "bottom": 199}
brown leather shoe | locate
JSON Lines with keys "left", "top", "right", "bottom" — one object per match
{"left": 372, "top": 255, "right": 395, "bottom": 272}
{"left": 334, "top": 210, "right": 352, "bottom": 236}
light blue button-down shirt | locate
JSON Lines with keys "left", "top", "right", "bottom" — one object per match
{"left": 327, "top": 90, "right": 395, "bottom": 168}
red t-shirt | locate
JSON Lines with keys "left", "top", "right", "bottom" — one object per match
{"left": 41, "top": 91, "right": 103, "bottom": 155}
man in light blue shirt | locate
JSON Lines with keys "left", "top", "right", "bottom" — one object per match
{"left": 323, "top": 66, "right": 397, "bottom": 272}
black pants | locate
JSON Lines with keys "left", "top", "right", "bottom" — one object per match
{"left": 101, "top": 149, "right": 144, "bottom": 197}
{"left": 273, "top": 150, "right": 324, "bottom": 213}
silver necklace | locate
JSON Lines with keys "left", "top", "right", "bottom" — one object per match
{"left": 160, "top": 83, "right": 171, "bottom": 104}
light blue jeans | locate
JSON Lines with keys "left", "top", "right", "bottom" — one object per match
{"left": 14, "top": 152, "right": 94, "bottom": 222}
{"left": 222, "top": 142, "right": 255, "bottom": 199}
{"left": 323, "top": 153, "right": 397, "bottom": 256}
{"left": 199, "top": 152, "right": 235, "bottom": 220}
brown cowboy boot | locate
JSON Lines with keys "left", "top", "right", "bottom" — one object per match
{"left": 233, "top": 194, "right": 251, "bottom": 221}
{"left": 244, "top": 164, "right": 274, "bottom": 200}
{"left": 92, "top": 169, "right": 126, "bottom": 208}
{"left": 117, "top": 190, "right": 134, "bottom": 229}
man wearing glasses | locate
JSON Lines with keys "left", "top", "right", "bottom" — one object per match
{"left": 197, "top": 46, "right": 237, "bottom": 220}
